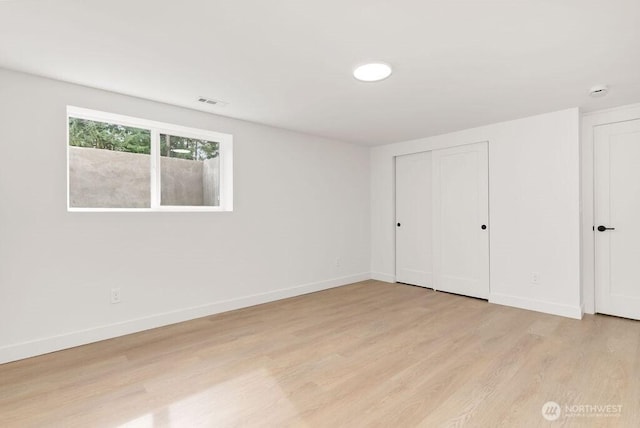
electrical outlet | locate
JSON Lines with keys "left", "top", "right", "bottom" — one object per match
{"left": 110, "top": 288, "right": 122, "bottom": 304}
{"left": 531, "top": 272, "right": 540, "bottom": 284}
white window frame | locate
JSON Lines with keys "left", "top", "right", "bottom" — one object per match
{"left": 67, "top": 106, "right": 233, "bottom": 212}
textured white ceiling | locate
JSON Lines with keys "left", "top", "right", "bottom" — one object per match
{"left": 1, "top": 0, "right": 639, "bottom": 145}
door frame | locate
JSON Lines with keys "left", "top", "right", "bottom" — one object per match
{"left": 581, "top": 102, "right": 640, "bottom": 314}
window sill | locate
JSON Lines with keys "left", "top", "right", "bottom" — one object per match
{"left": 68, "top": 206, "right": 232, "bottom": 213}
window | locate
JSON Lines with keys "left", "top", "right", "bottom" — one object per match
{"left": 67, "top": 106, "right": 233, "bottom": 212}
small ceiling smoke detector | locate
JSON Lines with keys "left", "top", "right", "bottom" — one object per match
{"left": 197, "top": 96, "right": 228, "bottom": 107}
{"left": 353, "top": 62, "right": 392, "bottom": 82}
{"left": 589, "top": 85, "right": 609, "bottom": 98}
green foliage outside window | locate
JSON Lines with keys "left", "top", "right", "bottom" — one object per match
{"left": 69, "top": 117, "right": 151, "bottom": 154}
{"left": 69, "top": 117, "right": 219, "bottom": 160}
{"left": 160, "top": 134, "right": 219, "bottom": 160}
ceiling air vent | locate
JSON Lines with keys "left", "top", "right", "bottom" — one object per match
{"left": 197, "top": 97, "right": 228, "bottom": 107}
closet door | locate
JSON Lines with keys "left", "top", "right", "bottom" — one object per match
{"left": 395, "top": 151, "right": 432, "bottom": 287}
{"left": 432, "top": 142, "right": 489, "bottom": 299}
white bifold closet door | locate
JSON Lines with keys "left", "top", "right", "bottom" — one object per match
{"left": 432, "top": 142, "right": 489, "bottom": 299}
{"left": 395, "top": 151, "right": 432, "bottom": 287}
{"left": 595, "top": 119, "right": 640, "bottom": 320}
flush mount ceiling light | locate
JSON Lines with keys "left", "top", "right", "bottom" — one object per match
{"left": 353, "top": 62, "right": 392, "bottom": 82}
{"left": 589, "top": 84, "right": 609, "bottom": 97}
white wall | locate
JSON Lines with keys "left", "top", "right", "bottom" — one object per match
{"left": 371, "top": 108, "right": 582, "bottom": 318}
{"left": 0, "top": 68, "right": 371, "bottom": 363}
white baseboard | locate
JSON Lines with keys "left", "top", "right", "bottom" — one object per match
{"left": 0, "top": 272, "right": 371, "bottom": 364}
{"left": 371, "top": 272, "right": 395, "bottom": 283}
{"left": 489, "top": 292, "right": 582, "bottom": 319}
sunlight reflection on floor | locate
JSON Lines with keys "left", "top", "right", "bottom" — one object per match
{"left": 118, "top": 412, "right": 153, "bottom": 428}
{"left": 117, "top": 368, "right": 304, "bottom": 427}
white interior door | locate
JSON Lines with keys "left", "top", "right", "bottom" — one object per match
{"left": 595, "top": 119, "right": 640, "bottom": 320}
{"left": 432, "top": 142, "right": 489, "bottom": 299}
{"left": 395, "top": 151, "right": 432, "bottom": 287}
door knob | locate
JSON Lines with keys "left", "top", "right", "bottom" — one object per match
{"left": 397, "top": 223, "right": 401, "bottom": 227}
{"left": 597, "top": 225, "right": 615, "bottom": 232}
{"left": 481, "top": 225, "right": 487, "bottom": 230}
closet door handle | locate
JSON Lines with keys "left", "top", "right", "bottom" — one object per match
{"left": 597, "top": 225, "right": 615, "bottom": 232}
{"left": 397, "top": 223, "right": 401, "bottom": 227}
{"left": 481, "top": 224, "right": 487, "bottom": 230}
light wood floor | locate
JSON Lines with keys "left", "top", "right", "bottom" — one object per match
{"left": 1, "top": 280, "right": 639, "bottom": 427}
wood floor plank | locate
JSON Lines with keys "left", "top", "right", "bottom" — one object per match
{"left": 1, "top": 280, "right": 639, "bottom": 427}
